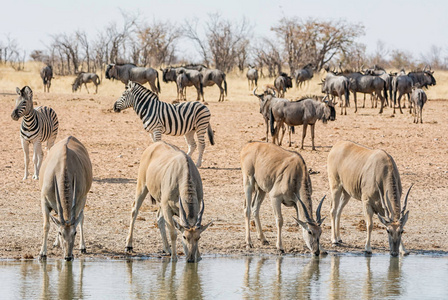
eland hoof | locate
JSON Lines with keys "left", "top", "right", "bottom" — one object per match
{"left": 261, "top": 240, "right": 269, "bottom": 245}
{"left": 80, "top": 249, "right": 87, "bottom": 254}
{"left": 125, "top": 247, "right": 133, "bottom": 253}
{"left": 39, "top": 254, "right": 47, "bottom": 261}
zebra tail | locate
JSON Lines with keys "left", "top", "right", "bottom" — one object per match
{"left": 207, "top": 124, "right": 215, "bottom": 145}
{"left": 157, "top": 73, "right": 161, "bottom": 93}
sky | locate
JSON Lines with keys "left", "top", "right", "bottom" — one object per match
{"left": 1, "top": 0, "right": 447, "bottom": 61}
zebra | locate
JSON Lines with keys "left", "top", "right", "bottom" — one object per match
{"left": 40, "top": 65, "right": 53, "bottom": 93}
{"left": 113, "top": 82, "right": 214, "bottom": 167}
{"left": 11, "top": 86, "right": 59, "bottom": 180}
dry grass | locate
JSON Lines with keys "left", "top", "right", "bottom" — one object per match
{"left": 1, "top": 62, "right": 447, "bottom": 259}
{"left": 2, "top": 62, "right": 447, "bottom": 100}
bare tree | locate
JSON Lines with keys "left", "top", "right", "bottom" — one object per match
{"left": 184, "top": 13, "right": 252, "bottom": 72}
{"left": 272, "top": 18, "right": 365, "bottom": 73}
{"left": 390, "top": 49, "right": 415, "bottom": 70}
{"left": 76, "top": 30, "right": 92, "bottom": 72}
{"left": 254, "top": 38, "right": 282, "bottom": 77}
{"left": 135, "top": 20, "right": 181, "bottom": 66}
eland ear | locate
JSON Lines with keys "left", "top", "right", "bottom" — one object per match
{"left": 293, "top": 216, "right": 308, "bottom": 230}
{"left": 400, "top": 210, "right": 409, "bottom": 227}
{"left": 50, "top": 214, "right": 61, "bottom": 226}
{"left": 199, "top": 220, "right": 214, "bottom": 233}
{"left": 173, "top": 218, "right": 185, "bottom": 233}
{"left": 377, "top": 213, "right": 389, "bottom": 226}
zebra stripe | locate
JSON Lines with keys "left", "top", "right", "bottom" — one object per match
{"left": 114, "top": 82, "right": 214, "bottom": 167}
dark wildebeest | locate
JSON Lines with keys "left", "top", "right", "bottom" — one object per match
{"left": 274, "top": 73, "right": 293, "bottom": 98}
{"left": 294, "top": 64, "right": 314, "bottom": 89}
{"left": 246, "top": 65, "right": 259, "bottom": 90}
{"left": 40, "top": 65, "right": 53, "bottom": 93}
{"left": 253, "top": 88, "right": 291, "bottom": 145}
{"left": 392, "top": 70, "right": 413, "bottom": 114}
{"left": 408, "top": 69, "right": 436, "bottom": 89}
{"left": 347, "top": 73, "right": 388, "bottom": 114}
{"left": 161, "top": 67, "right": 204, "bottom": 101}
{"left": 72, "top": 73, "right": 101, "bottom": 94}
{"left": 201, "top": 68, "right": 227, "bottom": 102}
{"left": 270, "top": 97, "right": 336, "bottom": 150}
{"left": 105, "top": 63, "right": 160, "bottom": 94}
{"left": 364, "top": 66, "right": 393, "bottom": 105}
{"left": 410, "top": 85, "right": 428, "bottom": 123}
{"left": 320, "top": 73, "right": 350, "bottom": 115}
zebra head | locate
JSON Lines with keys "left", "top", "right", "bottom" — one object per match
{"left": 113, "top": 81, "right": 138, "bottom": 113}
{"left": 11, "top": 86, "right": 34, "bottom": 121}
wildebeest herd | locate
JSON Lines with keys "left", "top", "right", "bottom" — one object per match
{"left": 10, "top": 62, "right": 436, "bottom": 261}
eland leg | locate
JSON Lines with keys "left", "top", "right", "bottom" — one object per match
{"left": 270, "top": 196, "right": 284, "bottom": 253}
{"left": 39, "top": 204, "right": 51, "bottom": 259}
{"left": 125, "top": 184, "right": 148, "bottom": 252}
{"left": 243, "top": 175, "right": 254, "bottom": 249}
{"left": 78, "top": 210, "right": 86, "bottom": 253}
{"left": 252, "top": 189, "right": 268, "bottom": 245}
{"left": 157, "top": 209, "right": 171, "bottom": 254}
{"left": 362, "top": 198, "right": 374, "bottom": 255}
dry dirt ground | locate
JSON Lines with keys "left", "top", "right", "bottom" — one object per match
{"left": 1, "top": 76, "right": 447, "bottom": 260}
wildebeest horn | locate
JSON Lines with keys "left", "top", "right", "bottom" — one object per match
{"left": 195, "top": 198, "right": 205, "bottom": 227}
{"left": 401, "top": 184, "right": 413, "bottom": 216}
{"left": 178, "top": 197, "right": 189, "bottom": 228}
{"left": 316, "top": 195, "right": 326, "bottom": 225}
{"left": 253, "top": 88, "right": 259, "bottom": 97}
{"left": 295, "top": 194, "right": 313, "bottom": 223}
{"left": 54, "top": 176, "right": 66, "bottom": 224}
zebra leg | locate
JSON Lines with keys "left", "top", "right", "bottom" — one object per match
{"left": 21, "top": 138, "right": 30, "bottom": 180}
{"left": 33, "top": 141, "right": 43, "bottom": 180}
{"left": 184, "top": 131, "right": 197, "bottom": 156}
{"left": 196, "top": 126, "right": 207, "bottom": 168}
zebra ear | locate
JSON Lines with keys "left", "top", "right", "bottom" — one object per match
{"left": 16, "top": 87, "right": 21, "bottom": 95}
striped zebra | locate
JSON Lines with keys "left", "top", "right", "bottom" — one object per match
{"left": 11, "top": 86, "right": 59, "bottom": 180}
{"left": 113, "top": 82, "right": 214, "bottom": 167}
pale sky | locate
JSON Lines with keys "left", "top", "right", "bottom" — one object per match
{"left": 1, "top": 0, "right": 447, "bottom": 61}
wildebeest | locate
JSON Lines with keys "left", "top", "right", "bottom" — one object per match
{"left": 38, "top": 136, "right": 93, "bottom": 261}
{"left": 364, "top": 66, "right": 393, "bottom": 102}
{"left": 72, "top": 72, "right": 101, "bottom": 94}
{"left": 346, "top": 73, "right": 388, "bottom": 114}
{"left": 40, "top": 65, "right": 53, "bottom": 93}
{"left": 125, "top": 141, "right": 212, "bottom": 262}
{"left": 105, "top": 63, "right": 160, "bottom": 94}
{"left": 270, "top": 97, "right": 336, "bottom": 150}
{"left": 327, "top": 140, "right": 411, "bottom": 256}
{"left": 11, "top": 86, "right": 59, "bottom": 180}
{"left": 274, "top": 73, "right": 293, "bottom": 98}
{"left": 320, "top": 72, "right": 350, "bottom": 115}
{"left": 294, "top": 63, "right": 314, "bottom": 89}
{"left": 201, "top": 68, "right": 227, "bottom": 102}
{"left": 241, "top": 141, "right": 326, "bottom": 255}
{"left": 246, "top": 65, "right": 259, "bottom": 90}
{"left": 162, "top": 67, "right": 204, "bottom": 101}
{"left": 410, "top": 86, "right": 428, "bottom": 123}
{"left": 408, "top": 67, "right": 436, "bottom": 89}
{"left": 176, "top": 70, "right": 189, "bottom": 101}
{"left": 392, "top": 70, "right": 413, "bottom": 114}
{"left": 253, "top": 88, "right": 291, "bottom": 145}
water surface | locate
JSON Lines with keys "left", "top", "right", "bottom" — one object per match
{"left": 1, "top": 254, "right": 447, "bottom": 299}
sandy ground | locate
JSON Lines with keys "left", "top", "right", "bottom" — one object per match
{"left": 1, "top": 79, "right": 447, "bottom": 260}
